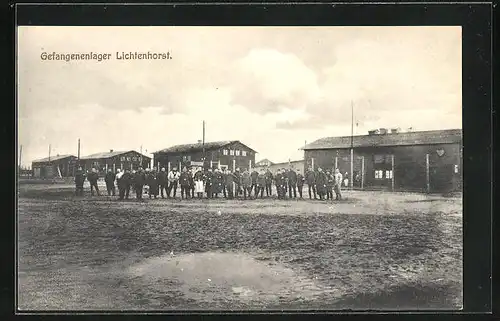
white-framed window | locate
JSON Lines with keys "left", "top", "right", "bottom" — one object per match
{"left": 385, "top": 170, "right": 393, "bottom": 179}
{"left": 242, "top": 151, "right": 247, "bottom": 156}
{"left": 132, "top": 157, "right": 137, "bottom": 161}
{"left": 126, "top": 157, "right": 131, "bottom": 161}
{"left": 229, "top": 150, "right": 234, "bottom": 156}
{"left": 374, "top": 170, "right": 384, "bottom": 179}
{"left": 223, "top": 149, "right": 228, "bottom": 155}
{"left": 454, "top": 165, "right": 459, "bottom": 173}
{"left": 235, "top": 150, "right": 241, "bottom": 156}
{"left": 120, "top": 157, "right": 125, "bottom": 161}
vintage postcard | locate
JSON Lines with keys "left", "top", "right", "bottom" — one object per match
{"left": 17, "top": 26, "right": 463, "bottom": 310}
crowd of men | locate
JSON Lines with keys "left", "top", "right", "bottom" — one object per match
{"left": 74, "top": 165, "right": 347, "bottom": 201}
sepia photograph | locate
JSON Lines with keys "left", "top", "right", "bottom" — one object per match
{"left": 17, "top": 26, "right": 463, "bottom": 311}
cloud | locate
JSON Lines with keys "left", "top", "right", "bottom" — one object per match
{"left": 272, "top": 36, "right": 461, "bottom": 130}
{"left": 228, "top": 49, "right": 322, "bottom": 114}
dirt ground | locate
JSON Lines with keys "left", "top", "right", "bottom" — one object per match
{"left": 17, "top": 182, "right": 463, "bottom": 311}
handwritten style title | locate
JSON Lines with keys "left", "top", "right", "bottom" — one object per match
{"left": 40, "top": 51, "right": 173, "bottom": 62}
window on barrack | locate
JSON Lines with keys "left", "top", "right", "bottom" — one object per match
{"left": 235, "top": 150, "right": 240, "bottom": 156}
{"left": 229, "top": 150, "right": 234, "bottom": 156}
{"left": 223, "top": 149, "right": 228, "bottom": 155}
{"left": 242, "top": 151, "right": 247, "bottom": 156}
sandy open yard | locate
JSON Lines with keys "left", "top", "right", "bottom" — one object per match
{"left": 17, "top": 182, "right": 462, "bottom": 311}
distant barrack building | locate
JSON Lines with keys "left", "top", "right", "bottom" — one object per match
{"left": 31, "top": 154, "right": 78, "bottom": 178}
{"left": 80, "top": 150, "right": 152, "bottom": 173}
{"left": 153, "top": 140, "right": 257, "bottom": 172}
{"left": 302, "top": 128, "right": 462, "bottom": 193}
{"left": 254, "top": 159, "right": 305, "bottom": 175}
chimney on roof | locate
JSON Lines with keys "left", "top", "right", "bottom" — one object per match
{"left": 390, "top": 127, "right": 400, "bottom": 134}
{"left": 379, "top": 128, "right": 388, "bottom": 135}
{"left": 110, "top": 149, "right": 113, "bottom": 153}
{"left": 368, "top": 129, "right": 380, "bottom": 135}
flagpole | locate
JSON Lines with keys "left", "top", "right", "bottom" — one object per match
{"left": 350, "top": 101, "right": 354, "bottom": 190}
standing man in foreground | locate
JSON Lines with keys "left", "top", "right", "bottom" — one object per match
{"left": 179, "top": 167, "right": 192, "bottom": 199}
{"left": 167, "top": 167, "right": 180, "bottom": 198}
{"left": 256, "top": 168, "right": 266, "bottom": 198}
{"left": 74, "top": 166, "right": 85, "bottom": 196}
{"left": 315, "top": 167, "right": 327, "bottom": 200}
{"left": 334, "top": 168, "right": 343, "bottom": 200}
{"left": 157, "top": 167, "right": 168, "bottom": 199}
{"left": 305, "top": 167, "right": 317, "bottom": 200}
{"left": 105, "top": 168, "right": 116, "bottom": 196}
{"left": 296, "top": 169, "right": 304, "bottom": 199}
{"left": 87, "top": 168, "right": 100, "bottom": 196}
{"left": 287, "top": 167, "right": 297, "bottom": 199}
{"left": 264, "top": 168, "right": 273, "bottom": 197}
{"left": 134, "top": 167, "right": 146, "bottom": 199}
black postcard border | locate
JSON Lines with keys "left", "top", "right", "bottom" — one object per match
{"left": 8, "top": 2, "right": 494, "bottom": 319}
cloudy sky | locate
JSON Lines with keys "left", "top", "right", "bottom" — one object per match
{"left": 17, "top": 26, "right": 461, "bottom": 167}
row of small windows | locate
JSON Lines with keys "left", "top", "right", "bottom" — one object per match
{"left": 119, "top": 156, "right": 141, "bottom": 162}
{"left": 374, "top": 170, "right": 393, "bottom": 179}
{"left": 223, "top": 149, "right": 247, "bottom": 157}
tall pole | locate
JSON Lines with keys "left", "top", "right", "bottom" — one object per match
{"left": 48, "top": 144, "right": 51, "bottom": 162}
{"left": 77, "top": 139, "right": 80, "bottom": 161}
{"left": 350, "top": 100, "right": 354, "bottom": 190}
{"left": 426, "top": 153, "right": 430, "bottom": 193}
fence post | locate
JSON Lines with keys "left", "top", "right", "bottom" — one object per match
{"left": 249, "top": 160, "right": 252, "bottom": 172}
{"left": 361, "top": 156, "right": 365, "bottom": 190}
{"left": 391, "top": 154, "right": 395, "bottom": 191}
{"left": 113, "top": 163, "right": 116, "bottom": 172}
{"left": 168, "top": 162, "right": 171, "bottom": 173}
{"left": 120, "top": 163, "right": 123, "bottom": 170}
{"left": 130, "top": 163, "right": 133, "bottom": 170}
{"left": 233, "top": 159, "right": 236, "bottom": 172}
{"left": 311, "top": 158, "right": 315, "bottom": 171}
{"left": 426, "top": 153, "right": 430, "bottom": 193}
{"left": 335, "top": 156, "right": 338, "bottom": 170}
{"left": 218, "top": 160, "right": 221, "bottom": 170}
{"left": 105, "top": 163, "right": 108, "bottom": 172}
{"left": 179, "top": 161, "right": 182, "bottom": 172}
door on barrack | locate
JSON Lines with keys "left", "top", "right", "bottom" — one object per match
{"left": 372, "top": 154, "right": 393, "bottom": 189}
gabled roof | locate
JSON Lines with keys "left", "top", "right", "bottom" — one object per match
{"left": 154, "top": 140, "right": 257, "bottom": 154}
{"left": 32, "top": 154, "right": 77, "bottom": 164}
{"left": 255, "top": 158, "right": 274, "bottom": 166}
{"left": 80, "top": 150, "right": 151, "bottom": 160}
{"left": 302, "top": 129, "right": 462, "bottom": 150}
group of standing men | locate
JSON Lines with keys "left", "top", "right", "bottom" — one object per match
{"left": 74, "top": 165, "right": 346, "bottom": 201}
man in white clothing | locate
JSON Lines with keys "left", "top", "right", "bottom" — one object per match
{"left": 334, "top": 168, "right": 343, "bottom": 200}
{"left": 167, "top": 167, "right": 181, "bottom": 198}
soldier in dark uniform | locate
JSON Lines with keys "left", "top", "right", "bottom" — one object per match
{"left": 250, "top": 169, "right": 259, "bottom": 195}
{"left": 74, "top": 167, "right": 85, "bottom": 196}
{"left": 305, "top": 167, "right": 317, "bottom": 199}
{"left": 326, "top": 170, "right": 334, "bottom": 200}
{"left": 274, "top": 169, "right": 285, "bottom": 200}
{"left": 281, "top": 168, "right": 289, "bottom": 196}
{"left": 134, "top": 167, "right": 146, "bottom": 199}
{"left": 148, "top": 167, "right": 159, "bottom": 199}
{"left": 104, "top": 168, "right": 116, "bottom": 196}
{"left": 296, "top": 169, "right": 305, "bottom": 198}
{"left": 204, "top": 168, "right": 214, "bottom": 199}
{"left": 117, "top": 168, "right": 131, "bottom": 200}
{"left": 189, "top": 167, "right": 195, "bottom": 198}
{"left": 256, "top": 168, "right": 266, "bottom": 198}
{"left": 225, "top": 169, "right": 236, "bottom": 199}
{"left": 287, "top": 167, "right": 298, "bottom": 199}
{"left": 234, "top": 168, "right": 242, "bottom": 198}
{"left": 87, "top": 168, "right": 100, "bottom": 196}
{"left": 264, "top": 168, "right": 273, "bottom": 197}
{"left": 213, "top": 168, "right": 224, "bottom": 198}
{"left": 221, "top": 168, "right": 228, "bottom": 198}
{"left": 157, "top": 167, "right": 168, "bottom": 198}
{"left": 315, "top": 167, "right": 328, "bottom": 200}
{"left": 179, "top": 167, "right": 192, "bottom": 199}
{"left": 241, "top": 169, "right": 252, "bottom": 200}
